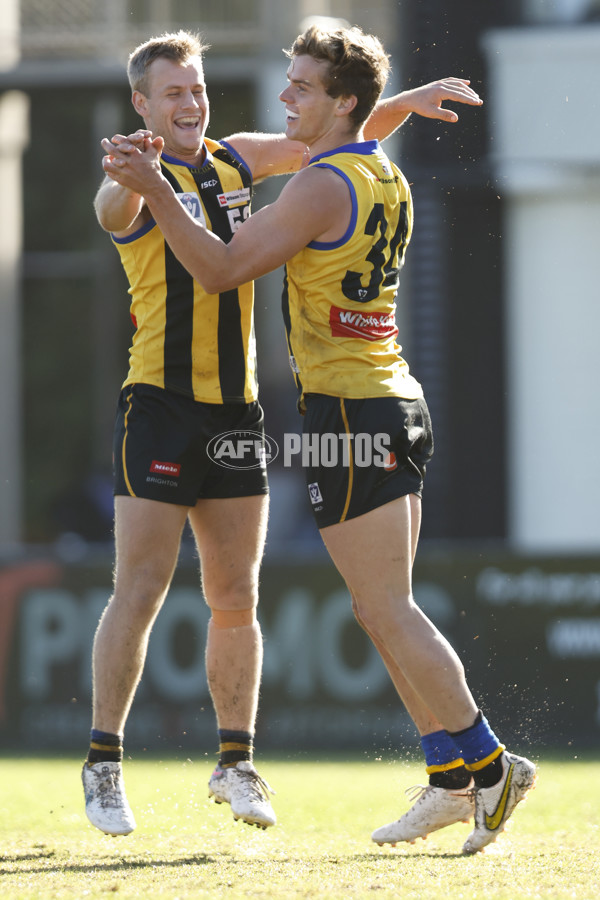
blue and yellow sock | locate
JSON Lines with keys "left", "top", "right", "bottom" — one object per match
{"left": 448, "top": 711, "right": 504, "bottom": 788}
{"left": 421, "top": 729, "right": 471, "bottom": 788}
{"left": 86, "top": 728, "right": 123, "bottom": 766}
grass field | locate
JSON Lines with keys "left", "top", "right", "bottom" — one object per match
{"left": 1, "top": 753, "right": 599, "bottom": 899}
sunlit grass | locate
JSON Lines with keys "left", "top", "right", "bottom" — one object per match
{"left": 0, "top": 753, "right": 598, "bottom": 899}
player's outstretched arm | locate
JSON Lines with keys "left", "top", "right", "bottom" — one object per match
{"left": 226, "top": 77, "right": 481, "bottom": 182}
{"left": 222, "top": 131, "right": 309, "bottom": 184}
{"left": 363, "top": 77, "right": 482, "bottom": 140}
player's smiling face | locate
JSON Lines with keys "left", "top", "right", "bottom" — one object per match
{"left": 135, "top": 56, "right": 209, "bottom": 163}
{"left": 279, "top": 55, "right": 341, "bottom": 147}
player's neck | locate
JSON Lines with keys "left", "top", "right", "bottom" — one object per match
{"left": 162, "top": 142, "right": 206, "bottom": 167}
{"left": 308, "top": 126, "right": 364, "bottom": 158}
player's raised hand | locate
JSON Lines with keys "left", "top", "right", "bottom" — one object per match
{"left": 102, "top": 134, "right": 165, "bottom": 196}
{"left": 402, "top": 77, "right": 482, "bottom": 123}
{"left": 107, "top": 129, "right": 153, "bottom": 151}
{"left": 100, "top": 129, "right": 154, "bottom": 162}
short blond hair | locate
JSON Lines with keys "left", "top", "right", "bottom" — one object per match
{"left": 287, "top": 24, "right": 390, "bottom": 126}
{"left": 127, "top": 30, "right": 210, "bottom": 95}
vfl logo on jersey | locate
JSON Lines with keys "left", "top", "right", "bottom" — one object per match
{"left": 150, "top": 460, "right": 181, "bottom": 477}
{"left": 308, "top": 482, "right": 323, "bottom": 505}
{"left": 217, "top": 187, "right": 251, "bottom": 208}
{"left": 377, "top": 159, "right": 399, "bottom": 185}
{"left": 176, "top": 191, "right": 206, "bottom": 226}
{"left": 329, "top": 305, "right": 399, "bottom": 342}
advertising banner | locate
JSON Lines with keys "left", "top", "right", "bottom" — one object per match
{"left": 1, "top": 548, "right": 599, "bottom": 752}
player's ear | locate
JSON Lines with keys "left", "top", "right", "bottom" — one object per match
{"left": 132, "top": 90, "right": 149, "bottom": 117}
{"left": 335, "top": 94, "right": 358, "bottom": 118}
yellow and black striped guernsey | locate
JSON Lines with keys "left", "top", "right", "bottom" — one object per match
{"left": 113, "top": 139, "right": 257, "bottom": 404}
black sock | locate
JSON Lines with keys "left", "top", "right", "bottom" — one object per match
{"left": 429, "top": 764, "right": 472, "bottom": 789}
{"left": 472, "top": 754, "right": 504, "bottom": 788}
{"left": 87, "top": 729, "right": 123, "bottom": 765}
{"left": 218, "top": 729, "right": 253, "bottom": 767}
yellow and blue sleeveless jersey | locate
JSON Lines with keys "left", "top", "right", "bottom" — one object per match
{"left": 282, "top": 140, "right": 423, "bottom": 403}
{"left": 112, "top": 138, "right": 257, "bottom": 404}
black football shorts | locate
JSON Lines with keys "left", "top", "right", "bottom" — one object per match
{"left": 301, "top": 393, "right": 433, "bottom": 528}
{"left": 113, "top": 383, "right": 269, "bottom": 505}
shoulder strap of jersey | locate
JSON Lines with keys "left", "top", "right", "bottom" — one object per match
{"left": 212, "top": 145, "right": 253, "bottom": 193}
{"left": 160, "top": 162, "right": 185, "bottom": 194}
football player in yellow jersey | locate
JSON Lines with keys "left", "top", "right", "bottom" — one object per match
{"left": 85, "top": 28, "right": 492, "bottom": 841}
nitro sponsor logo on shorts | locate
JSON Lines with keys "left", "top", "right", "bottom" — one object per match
{"left": 329, "top": 306, "right": 399, "bottom": 342}
{"left": 150, "top": 460, "right": 181, "bottom": 477}
{"left": 207, "top": 430, "right": 279, "bottom": 470}
{"left": 283, "top": 433, "right": 391, "bottom": 468}
{"left": 217, "top": 187, "right": 251, "bottom": 208}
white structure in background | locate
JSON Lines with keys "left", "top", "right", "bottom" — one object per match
{"left": 483, "top": 24, "right": 600, "bottom": 551}
{"left": 0, "top": 0, "right": 28, "bottom": 544}
{"left": 523, "top": 0, "right": 595, "bottom": 23}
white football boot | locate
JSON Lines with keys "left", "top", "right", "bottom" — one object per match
{"left": 372, "top": 783, "right": 474, "bottom": 846}
{"left": 208, "top": 760, "right": 276, "bottom": 828}
{"left": 462, "top": 752, "right": 537, "bottom": 854}
{"left": 82, "top": 761, "right": 136, "bottom": 836}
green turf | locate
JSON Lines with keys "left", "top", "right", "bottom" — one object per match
{"left": 0, "top": 753, "right": 598, "bottom": 899}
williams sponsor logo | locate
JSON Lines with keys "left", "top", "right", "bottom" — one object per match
{"left": 329, "top": 305, "right": 398, "bottom": 341}
{"left": 217, "top": 187, "right": 251, "bottom": 208}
